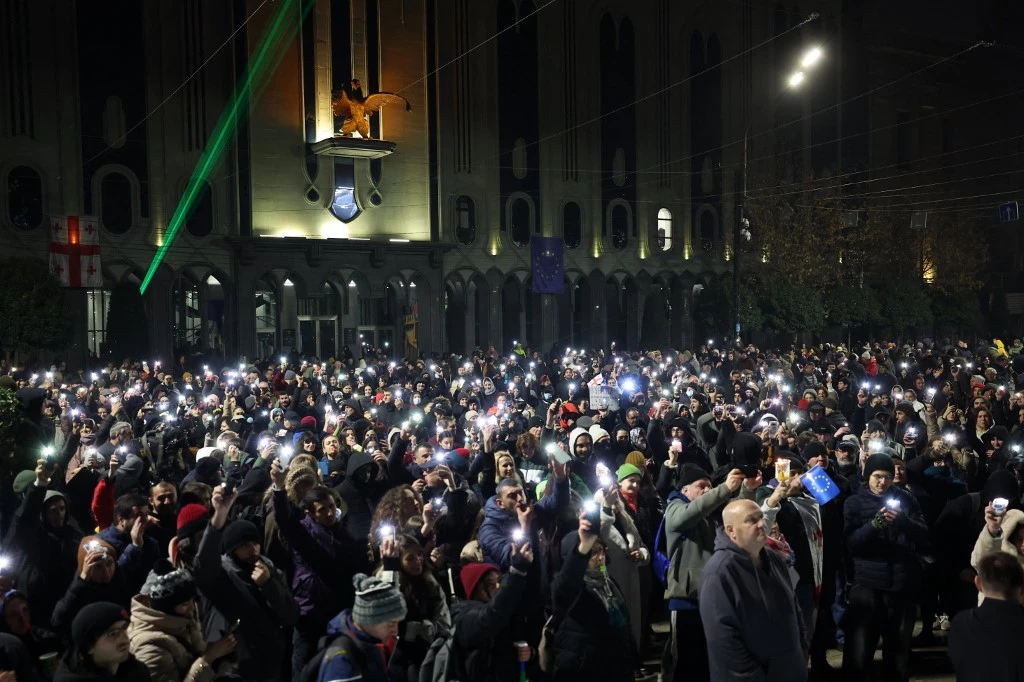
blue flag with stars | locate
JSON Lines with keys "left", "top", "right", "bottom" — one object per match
{"left": 800, "top": 465, "right": 840, "bottom": 506}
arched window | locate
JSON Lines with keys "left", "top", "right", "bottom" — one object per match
{"left": 611, "top": 203, "right": 629, "bottom": 250}
{"left": 509, "top": 196, "right": 532, "bottom": 247}
{"left": 563, "top": 202, "right": 582, "bottom": 249}
{"left": 455, "top": 195, "right": 475, "bottom": 245}
{"left": 186, "top": 181, "right": 213, "bottom": 238}
{"left": 700, "top": 209, "right": 715, "bottom": 252}
{"left": 657, "top": 207, "right": 672, "bottom": 251}
{"left": 100, "top": 172, "right": 133, "bottom": 234}
{"left": 7, "top": 166, "right": 43, "bottom": 230}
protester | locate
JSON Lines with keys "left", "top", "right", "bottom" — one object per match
{"left": 1, "top": 337, "right": 1022, "bottom": 682}
{"left": 947, "top": 551, "right": 1024, "bottom": 682}
{"left": 700, "top": 499, "right": 807, "bottom": 681}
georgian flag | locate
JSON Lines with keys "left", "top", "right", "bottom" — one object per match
{"left": 49, "top": 216, "right": 102, "bottom": 288}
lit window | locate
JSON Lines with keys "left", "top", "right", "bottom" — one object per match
{"left": 657, "top": 208, "right": 672, "bottom": 251}
{"left": 86, "top": 289, "right": 110, "bottom": 357}
{"left": 455, "top": 196, "right": 475, "bottom": 245}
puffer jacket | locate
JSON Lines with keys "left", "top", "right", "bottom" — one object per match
{"left": 127, "top": 595, "right": 215, "bottom": 682}
{"left": 843, "top": 483, "right": 929, "bottom": 591}
{"left": 477, "top": 475, "right": 568, "bottom": 571}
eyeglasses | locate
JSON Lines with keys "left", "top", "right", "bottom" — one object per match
{"left": 104, "top": 624, "right": 128, "bottom": 639}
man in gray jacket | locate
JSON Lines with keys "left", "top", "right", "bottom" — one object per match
{"left": 700, "top": 499, "right": 808, "bottom": 682}
{"left": 662, "top": 463, "right": 756, "bottom": 682}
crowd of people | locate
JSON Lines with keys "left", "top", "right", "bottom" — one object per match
{"left": 1, "top": 336, "right": 1024, "bottom": 681}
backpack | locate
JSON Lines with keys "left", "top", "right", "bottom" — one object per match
{"left": 418, "top": 626, "right": 460, "bottom": 682}
{"left": 652, "top": 515, "right": 672, "bottom": 585}
{"left": 298, "top": 634, "right": 364, "bottom": 682}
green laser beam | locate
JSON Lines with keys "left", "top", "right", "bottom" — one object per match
{"left": 141, "top": 0, "right": 312, "bottom": 294}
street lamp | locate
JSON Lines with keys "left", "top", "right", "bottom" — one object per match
{"left": 734, "top": 45, "right": 824, "bottom": 343}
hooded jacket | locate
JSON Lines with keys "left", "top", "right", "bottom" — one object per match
{"left": 337, "top": 450, "right": 385, "bottom": 542}
{"left": 5, "top": 483, "right": 83, "bottom": 629}
{"left": 699, "top": 531, "right": 807, "bottom": 682}
{"left": 127, "top": 595, "right": 214, "bottom": 682}
{"left": 477, "top": 475, "right": 568, "bottom": 571}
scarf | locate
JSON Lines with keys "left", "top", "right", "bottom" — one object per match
{"left": 619, "top": 489, "right": 638, "bottom": 514}
{"left": 583, "top": 570, "right": 629, "bottom": 631}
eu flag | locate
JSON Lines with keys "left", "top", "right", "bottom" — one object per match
{"left": 531, "top": 237, "right": 564, "bottom": 294}
{"left": 800, "top": 465, "right": 841, "bottom": 506}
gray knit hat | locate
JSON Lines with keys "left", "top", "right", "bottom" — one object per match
{"left": 141, "top": 559, "right": 197, "bottom": 614}
{"left": 351, "top": 573, "right": 407, "bottom": 626}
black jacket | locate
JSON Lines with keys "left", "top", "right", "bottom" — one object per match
{"left": 451, "top": 569, "right": 529, "bottom": 682}
{"left": 550, "top": 540, "right": 635, "bottom": 682}
{"left": 192, "top": 523, "right": 299, "bottom": 680}
{"left": 4, "top": 485, "right": 83, "bottom": 628}
{"left": 843, "top": 484, "right": 929, "bottom": 592}
{"left": 337, "top": 451, "right": 385, "bottom": 542}
{"left": 948, "top": 598, "right": 1024, "bottom": 682}
{"left": 51, "top": 574, "right": 132, "bottom": 636}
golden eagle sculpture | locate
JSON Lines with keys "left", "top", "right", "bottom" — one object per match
{"left": 331, "top": 79, "right": 412, "bottom": 139}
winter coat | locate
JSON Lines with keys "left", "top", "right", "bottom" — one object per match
{"left": 842, "top": 484, "right": 929, "bottom": 592}
{"left": 4, "top": 484, "right": 83, "bottom": 628}
{"left": 337, "top": 451, "right": 384, "bottom": 542}
{"left": 0, "top": 631, "right": 41, "bottom": 682}
{"left": 97, "top": 525, "right": 162, "bottom": 594}
{"left": 271, "top": 488, "right": 366, "bottom": 625}
{"left": 192, "top": 523, "right": 299, "bottom": 680}
{"left": 596, "top": 495, "right": 650, "bottom": 648}
{"left": 948, "top": 597, "right": 1024, "bottom": 682}
{"left": 450, "top": 570, "right": 528, "bottom": 682}
{"left": 664, "top": 484, "right": 755, "bottom": 602}
{"left": 51, "top": 574, "right": 132, "bottom": 635}
{"left": 53, "top": 653, "right": 152, "bottom": 682}
{"left": 970, "top": 508, "right": 1024, "bottom": 592}
{"left": 478, "top": 475, "right": 568, "bottom": 570}
{"left": 127, "top": 595, "right": 216, "bottom": 682}
{"left": 317, "top": 610, "right": 394, "bottom": 682}
{"left": 550, "top": 539, "right": 635, "bottom": 682}
{"left": 699, "top": 531, "right": 808, "bottom": 682}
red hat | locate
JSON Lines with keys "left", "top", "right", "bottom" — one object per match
{"left": 300, "top": 415, "right": 318, "bottom": 430}
{"left": 454, "top": 447, "right": 471, "bottom": 460}
{"left": 176, "top": 503, "right": 210, "bottom": 540}
{"left": 460, "top": 563, "right": 500, "bottom": 599}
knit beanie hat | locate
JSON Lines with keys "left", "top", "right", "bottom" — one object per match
{"left": 142, "top": 559, "right": 197, "bottom": 614}
{"left": 12, "top": 470, "right": 35, "bottom": 495}
{"left": 220, "top": 520, "right": 261, "bottom": 555}
{"left": 71, "top": 602, "right": 129, "bottom": 653}
{"left": 176, "top": 504, "right": 210, "bottom": 541}
{"left": 616, "top": 463, "right": 643, "bottom": 482}
{"left": 863, "top": 453, "right": 896, "bottom": 479}
{"left": 625, "top": 451, "right": 646, "bottom": 468}
{"left": 678, "top": 463, "right": 711, "bottom": 488}
{"left": 588, "top": 425, "right": 610, "bottom": 443}
{"left": 460, "top": 563, "right": 500, "bottom": 600}
{"left": 300, "top": 416, "right": 318, "bottom": 431}
{"left": 351, "top": 573, "right": 407, "bottom": 626}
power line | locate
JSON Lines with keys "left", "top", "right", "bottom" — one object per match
{"left": 84, "top": 0, "right": 271, "bottom": 167}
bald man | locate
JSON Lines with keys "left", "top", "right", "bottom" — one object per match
{"left": 698, "top": 499, "right": 808, "bottom": 682}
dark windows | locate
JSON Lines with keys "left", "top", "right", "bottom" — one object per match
{"left": 563, "top": 201, "right": 582, "bottom": 249}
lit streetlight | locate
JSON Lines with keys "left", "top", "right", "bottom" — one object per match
{"left": 735, "top": 44, "right": 824, "bottom": 342}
